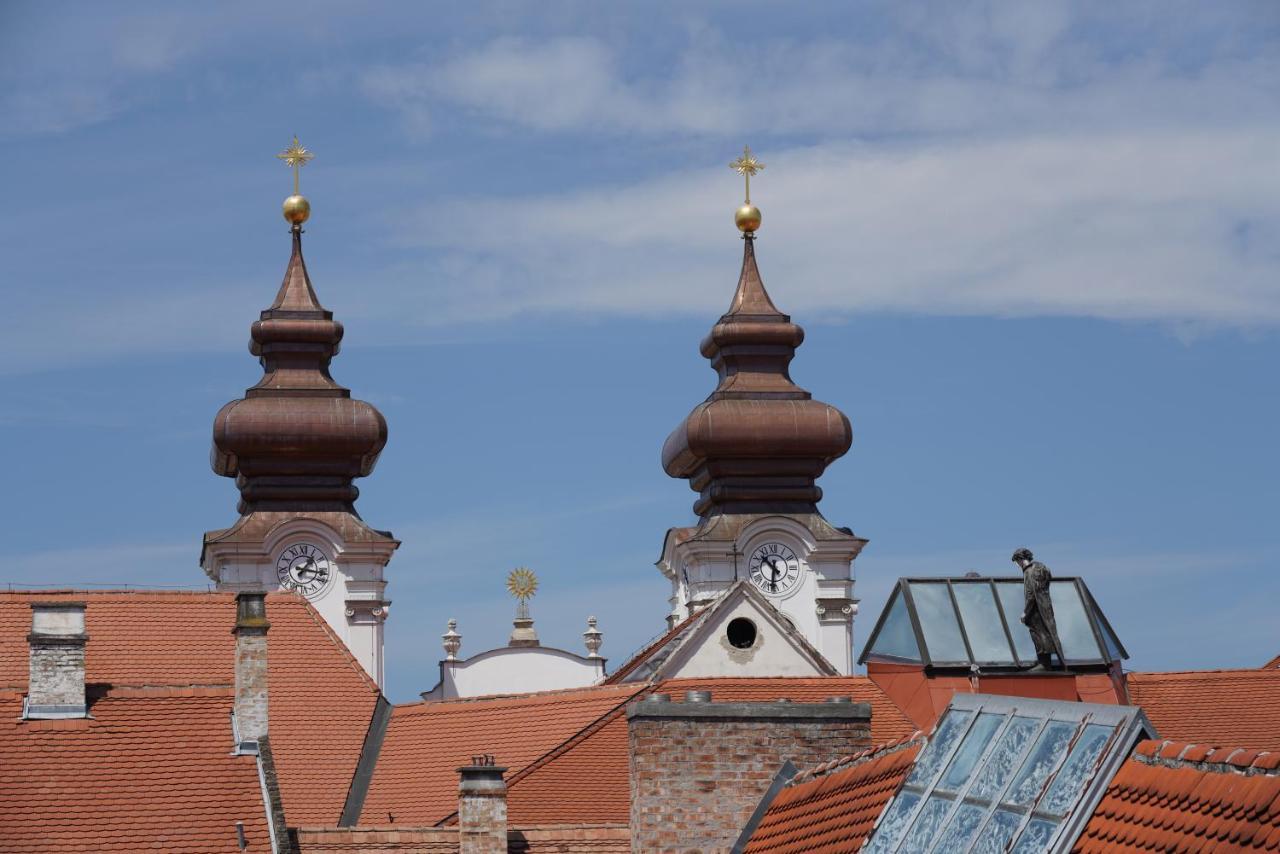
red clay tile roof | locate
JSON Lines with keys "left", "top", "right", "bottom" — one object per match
{"left": 1075, "top": 738, "right": 1280, "bottom": 852}
{"left": 502, "top": 676, "right": 917, "bottom": 826}
{"left": 0, "top": 686, "right": 271, "bottom": 852}
{"left": 0, "top": 590, "right": 381, "bottom": 825}
{"left": 743, "top": 736, "right": 925, "bottom": 853}
{"left": 360, "top": 683, "right": 648, "bottom": 826}
{"left": 1127, "top": 668, "right": 1280, "bottom": 752}
{"left": 1264, "top": 653, "right": 1280, "bottom": 669}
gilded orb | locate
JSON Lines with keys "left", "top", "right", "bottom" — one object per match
{"left": 735, "top": 203, "right": 762, "bottom": 233}
{"left": 282, "top": 193, "right": 311, "bottom": 225}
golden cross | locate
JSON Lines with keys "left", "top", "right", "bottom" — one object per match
{"left": 729, "top": 145, "right": 765, "bottom": 204}
{"left": 276, "top": 136, "right": 315, "bottom": 195}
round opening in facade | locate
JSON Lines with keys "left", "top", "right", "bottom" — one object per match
{"left": 726, "top": 617, "right": 757, "bottom": 649}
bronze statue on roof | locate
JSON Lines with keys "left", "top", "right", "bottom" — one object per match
{"left": 1013, "top": 548, "right": 1066, "bottom": 670}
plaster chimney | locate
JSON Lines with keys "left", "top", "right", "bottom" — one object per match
{"left": 233, "top": 592, "right": 270, "bottom": 751}
{"left": 27, "top": 602, "right": 88, "bottom": 719}
{"left": 458, "top": 755, "right": 508, "bottom": 854}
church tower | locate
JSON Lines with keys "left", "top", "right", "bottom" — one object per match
{"left": 658, "top": 147, "right": 865, "bottom": 674}
{"left": 202, "top": 139, "right": 398, "bottom": 687}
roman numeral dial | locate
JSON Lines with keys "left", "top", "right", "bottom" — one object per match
{"left": 275, "top": 542, "right": 334, "bottom": 600}
{"left": 748, "top": 542, "right": 801, "bottom": 596}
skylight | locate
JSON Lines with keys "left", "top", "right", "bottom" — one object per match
{"left": 862, "top": 693, "right": 1150, "bottom": 853}
{"left": 859, "top": 577, "right": 1126, "bottom": 670}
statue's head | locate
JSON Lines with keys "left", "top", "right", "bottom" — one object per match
{"left": 1011, "top": 547, "right": 1034, "bottom": 566}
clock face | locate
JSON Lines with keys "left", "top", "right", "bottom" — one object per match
{"left": 276, "top": 543, "right": 334, "bottom": 600}
{"left": 748, "top": 542, "right": 801, "bottom": 596}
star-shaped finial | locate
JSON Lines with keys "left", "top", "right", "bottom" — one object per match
{"left": 729, "top": 145, "right": 765, "bottom": 203}
{"left": 276, "top": 136, "right": 315, "bottom": 195}
{"left": 506, "top": 567, "right": 538, "bottom": 602}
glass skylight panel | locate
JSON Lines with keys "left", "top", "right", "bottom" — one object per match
{"left": 993, "top": 581, "right": 1039, "bottom": 664}
{"left": 1048, "top": 583, "right": 1103, "bottom": 661}
{"left": 867, "top": 588, "right": 921, "bottom": 661}
{"left": 908, "top": 583, "right": 968, "bottom": 664}
{"left": 863, "top": 694, "right": 1148, "bottom": 853}
{"left": 951, "top": 583, "right": 1013, "bottom": 663}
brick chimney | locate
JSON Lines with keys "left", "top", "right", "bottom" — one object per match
{"left": 26, "top": 602, "right": 88, "bottom": 719}
{"left": 233, "top": 592, "right": 270, "bottom": 751}
{"left": 458, "top": 755, "right": 507, "bottom": 854}
{"left": 628, "top": 691, "right": 872, "bottom": 852}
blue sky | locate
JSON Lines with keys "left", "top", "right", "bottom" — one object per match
{"left": 1, "top": 2, "right": 1278, "bottom": 701}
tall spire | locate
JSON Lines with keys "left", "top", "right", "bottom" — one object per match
{"left": 662, "top": 149, "right": 851, "bottom": 517}
{"left": 209, "top": 139, "right": 387, "bottom": 514}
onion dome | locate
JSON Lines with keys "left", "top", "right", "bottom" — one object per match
{"left": 210, "top": 221, "right": 386, "bottom": 515}
{"left": 661, "top": 226, "right": 851, "bottom": 518}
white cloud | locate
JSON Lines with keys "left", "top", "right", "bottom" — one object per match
{"left": 384, "top": 132, "right": 1280, "bottom": 327}
{"left": 362, "top": 22, "right": 1279, "bottom": 139}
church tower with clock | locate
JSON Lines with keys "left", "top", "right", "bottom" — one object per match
{"left": 658, "top": 148, "right": 865, "bottom": 674}
{"left": 201, "top": 139, "right": 398, "bottom": 687}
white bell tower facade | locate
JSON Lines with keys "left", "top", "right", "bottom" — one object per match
{"left": 658, "top": 190, "right": 865, "bottom": 675}
{"left": 202, "top": 157, "right": 397, "bottom": 688}
{"left": 658, "top": 515, "right": 863, "bottom": 675}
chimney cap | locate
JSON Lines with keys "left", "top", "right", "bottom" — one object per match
{"left": 235, "top": 592, "right": 270, "bottom": 630}
{"left": 685, "top": 690, "right": 712, "bottom": 703}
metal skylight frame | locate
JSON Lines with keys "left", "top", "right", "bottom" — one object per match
{"left": 858, "top": 577, "right": 1128, "bottom": 671}
{"left": 862, "top": 693, "right": 1153, "bottom": 854}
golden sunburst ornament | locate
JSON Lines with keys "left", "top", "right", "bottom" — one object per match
{"left": 507, "top": 567, "right": 538, "bottom": 601}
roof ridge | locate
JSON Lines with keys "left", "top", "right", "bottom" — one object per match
{"left": 787, "top": 732, "right": 925, "bottom": 785}
{"left": 294, "top": 594, "right": 381, "bottom": 695}
{"left": 0, "top": 589, "right": 227, "bottom": 599}
{"left": 1133, "top": 738, "right": 1280, "bottom": 776}
{"left": 396, "top": 682, "right": 639, "bottom": 712}
{"left": 504, "top": 685, "right": 652, "bottom": 788}
{"left": 1129, "top": 666, "right": 1280, "bottom": 679}
{"left": 435, "top": 684, "right": 653, "bottom": 827}
{"left": 604, "top": 608, "right": 708, "bottom": 684}
{"left": 659, "top": 675, "right": 877, "bottom": 685}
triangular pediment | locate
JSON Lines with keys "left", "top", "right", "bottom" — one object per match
{"left": 638, "top": 582, "right": 838, "bottom": 682}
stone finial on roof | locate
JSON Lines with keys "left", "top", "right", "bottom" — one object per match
{"left": 443, "top": 619, "right": 461, "bottom": 661}
{"left": 583, "top": 616, "right": 603, "bottom": 658}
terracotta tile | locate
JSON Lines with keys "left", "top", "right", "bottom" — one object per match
{"left": 0, "top": 690, "right": 269, "bottom": 852}
{"left": 1074, "top": 740, "right": 1280, "bottom": 852}
{"left": 0, "top": 590, "right": 380, "bottom": 826}
{"left": 1127, "top": 669, "right": 1280, "bottom": 752}
{"left": 742, "top": 740, "right": 922, "bottom": 853}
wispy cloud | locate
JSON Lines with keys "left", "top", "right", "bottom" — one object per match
{"left": 361, "top": 12, "right": 1278, "bottom": 139}
{"left": 384, "top": 132, "right": 1280, "bottom": 327}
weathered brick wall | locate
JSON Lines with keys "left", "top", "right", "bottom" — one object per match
{"left": 460, "top": 792, "right": 507, "bottom": 854}
{"left": 28, "top": 641, "right": 86, "bottom": 708}
{"left": 234, "top": 627, "right": 269, "bottom": 742}
{"left": 459, "top": 763, "right": 508, "bottom": 854}
{"left": 628, "top": 695, "right": 872, "bottom": 853}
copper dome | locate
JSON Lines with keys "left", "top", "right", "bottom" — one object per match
{"left": 210, "top": 226, "right": 387, "bottom": 514}
{"left": 662, "top": 236, "right": 851, "bottom": 517}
